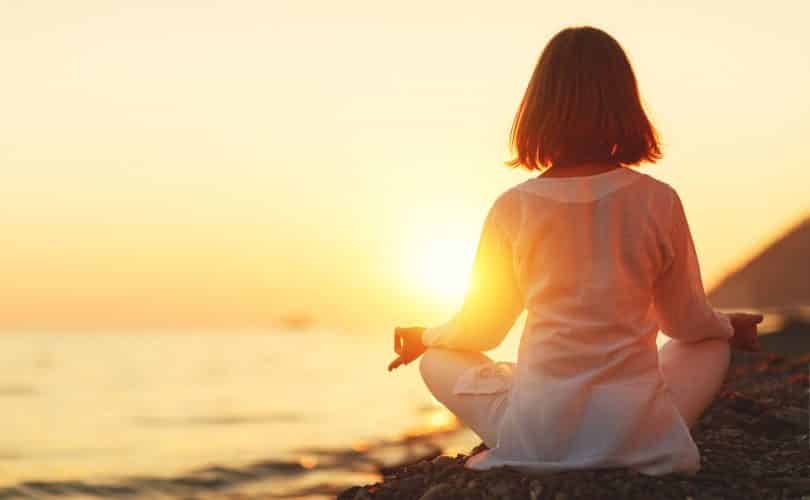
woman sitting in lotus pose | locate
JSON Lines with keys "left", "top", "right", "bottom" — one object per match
{"left": 387, "top": 26, "right": 762, "bottom": 476}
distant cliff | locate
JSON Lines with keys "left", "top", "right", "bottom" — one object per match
{"left": 709, "top": 216, "right": 810, "bottom": 310}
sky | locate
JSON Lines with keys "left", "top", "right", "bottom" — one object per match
{"left": 1, "top": 1, "right": 808, "bottom": 332}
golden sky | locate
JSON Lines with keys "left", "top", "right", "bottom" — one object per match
{"left": 1, "top": 1, "right": 808, "bottom": 331}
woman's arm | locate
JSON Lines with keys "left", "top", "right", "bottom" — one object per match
{"left": 652, "top": 189, "right": 734, "bottom": 342}
{"left": 421, "top": 197, "right": 524, "bottom": 351}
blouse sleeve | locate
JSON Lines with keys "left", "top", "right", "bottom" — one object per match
{"left": 652, "top": 190, "right": 734, "bottom": 342}
{"left": 421, "top": 197, "right": 524, "bottom": 351}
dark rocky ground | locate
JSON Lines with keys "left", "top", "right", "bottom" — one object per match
{"left": 339, "top": 348, "right": 810, "bottom": 500}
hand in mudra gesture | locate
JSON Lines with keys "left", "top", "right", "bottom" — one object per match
{"left": 388, "top": 326, "right": 427, "bottom": 372}
{"left": 727, "top": 313, "right": 764, "bottom": 352}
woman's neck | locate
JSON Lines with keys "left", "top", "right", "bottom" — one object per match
{"left": 540, "top": 162, "right": 622, "bottom": 179}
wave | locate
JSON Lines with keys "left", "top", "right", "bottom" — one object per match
{"left": 0, "top": 424, "right": 462, "bottom": 499}
{"left": 132, "top": 412, "right": 303, "bottom": 427}
{"left": 0, "top": 385, "right": 37, "bottom": 397}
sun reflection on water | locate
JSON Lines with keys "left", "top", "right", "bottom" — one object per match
{"left": 427, "top": 409, "right": 458, "bottom": 431}
{"left": 297, "top": 455, "right": 318, "bottom": 469}
{"left": 352, "top": 440, "right": 370, "bottom": 452}
{"left": 400, "top": 408, "right": 460, "bottom": 440}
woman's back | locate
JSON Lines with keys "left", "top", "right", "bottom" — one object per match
{"left": 394, "top": 26, "right": 756, "bottom": 477}
{"left": 418, "top": 166, "right": 735, "bottom": 475}
{"left": 504, "top": 167, "right": 676, "bottom": 383}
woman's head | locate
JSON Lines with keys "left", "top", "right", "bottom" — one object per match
{"left": 506, "top": 26, "right": 661, "bottom": 171}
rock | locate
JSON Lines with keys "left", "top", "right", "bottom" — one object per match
{"left": 719, "top": 428, "right": 743, "bottom": 438}
{"left": 489, "top": 480, "right": 511, "bottom": 495}
{"left": 529, "top": 479, "right": 544, "bottom": 500}
{"left": 763, "top": 407, "right": 808, "bottom": 432}
{"left": 419, "top": 483, "right": 452, "bottom": 500}
{"left": 351, "top": 487, "right": 372, "bottom": 500}
{"left": 726, "top": 392, "right": 765, "bottom": 415}
{"left": 336, "top": 486, "right": 361, "bottom": 500}
{"left": 430, "top": 456, "right": 457, "bottom": 470}
{"left": 396, "top": 476, "right": 423, "bottom": 491}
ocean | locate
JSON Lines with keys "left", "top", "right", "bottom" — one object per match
{"left": 2, "top": 321, "right": 762, "bottom": 498}
{"left": 0, "top": 330, "right": 492, "bottom": 498}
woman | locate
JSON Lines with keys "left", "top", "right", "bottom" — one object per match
{"left": 387, "top": 26, "right": 762, "bottom": 476}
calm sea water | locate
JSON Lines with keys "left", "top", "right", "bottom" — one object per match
{"left": 0, "top": 330, "right": 492, "bottom": 489}
{"left": 0, "top": 324, "right": 692, "bottom": 497}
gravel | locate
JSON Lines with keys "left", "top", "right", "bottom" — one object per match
{"left": 339, "top": 350, "right": 810, "bottom": 500}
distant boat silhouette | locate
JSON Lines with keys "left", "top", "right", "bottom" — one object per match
{"left": 709, "top": 216, "right": 810, "bottom": 311}
{"left": 276, "top": 314, "right": 316, "bottom": 331}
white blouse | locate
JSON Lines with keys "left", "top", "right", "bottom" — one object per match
{"left": 421, "top": 167, "right": 733, "bottom": 476}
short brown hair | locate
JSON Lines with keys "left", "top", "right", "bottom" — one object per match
{"left": 505, "top": 26, "right": 661, "bottom": 171}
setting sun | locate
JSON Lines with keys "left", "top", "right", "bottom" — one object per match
{"left": 405, "top": 230, "right": 477, "bottom": 304}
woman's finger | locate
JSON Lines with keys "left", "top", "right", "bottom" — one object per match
{"left": 388, "top": 356, "right": 404, "bottom": 371}
{"left": 394, "top": 330, "right": 401, "bottom": 354}
{"left": 746, "top": 314, "right": 764, "bottom": 325}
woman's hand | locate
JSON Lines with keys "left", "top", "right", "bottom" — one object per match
{"left": 726, "top": 313, "right": 764, "bottom": 352}
{"left": 388, "top": 326, "right": 427, "bottom": 372}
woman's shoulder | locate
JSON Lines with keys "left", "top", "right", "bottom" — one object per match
{"left": 491, "top": 167, "right": 684, "bottom": 212}
{"left": 615, "top": 170, "right": 685, "bottom": 221}
{"left": 486, "top": 186, "right": 522, "bottom": 224}
{"left": 506, "top": 167, "right": 671, "bottom": 202}
{"left": 497, "top": 168, "right": 683, "bottom": 222}
{"left": 628, "top": 169, "right": 677, "bottom": 194}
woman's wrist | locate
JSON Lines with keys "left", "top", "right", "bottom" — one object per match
{"left": 421, "top": 326, "right": 435, "bottom": 347}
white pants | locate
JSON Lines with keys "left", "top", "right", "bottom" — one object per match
{"left": 419, "top": 338, "right": 731, "bottom": 449}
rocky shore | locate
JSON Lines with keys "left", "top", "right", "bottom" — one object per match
{"left": 339, "top": 348, "right": 810, "bottom": 500}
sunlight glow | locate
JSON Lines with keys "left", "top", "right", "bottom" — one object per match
{"left": 405, "top": 230, "right": 477, "bottom": 304}
{"left": 427, "top": 410, "right": 458, "bottom": 432}
{"left": 1, "top": 2, "right": 808, "bottom": 330}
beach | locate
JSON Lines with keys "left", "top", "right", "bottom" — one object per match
{"left": 340, "top": 315, "right": 810, "bottom": 500}
{"left": 0, "top": 314, "right": 806, "bottom": 499}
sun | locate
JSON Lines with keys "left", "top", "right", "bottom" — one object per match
{"left": 405, "top": 231, "right": 476, "bottom": 304}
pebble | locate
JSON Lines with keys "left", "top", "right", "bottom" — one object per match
{"left": 418, "top": 483, "right": 452, "bottom": 500}
{"left": 337, "top": 349, "right": 810, "bottom": 500}
{"left": 489, "top": 480, "right": 511, "bottom": 495}
{"left": 719, "top": 428, "right": 743, "bottom": 438}
{"left": 430, "top": 456, "right": 457, "bottom": 469}
{"left": 397, "top": 476, "right": 423, "bottom": 491}
{"left": 529, "top": 479, "right": 544, "bottom": 499}
{"left": 352, "top": 488, "right": 371, "bottom": 500}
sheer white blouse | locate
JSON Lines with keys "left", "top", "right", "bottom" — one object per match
{"left": 421, "top": 167, "right": 733, "bottom": 475}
